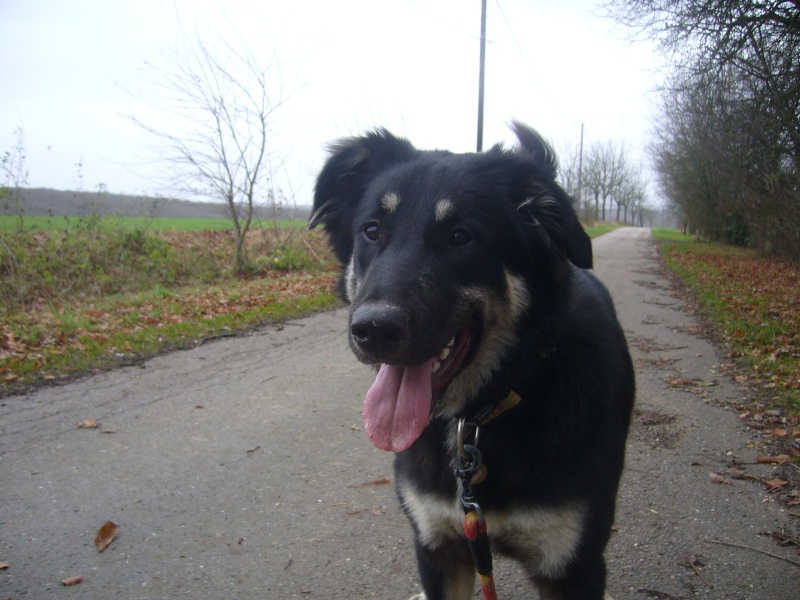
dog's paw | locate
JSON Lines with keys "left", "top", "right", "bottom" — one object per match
{"left": 408, "top": 594, "right": 427, "bottom": 600}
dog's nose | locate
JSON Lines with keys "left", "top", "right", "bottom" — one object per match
{"left": 350, "top": 304, "right": 407, "bottom": 357}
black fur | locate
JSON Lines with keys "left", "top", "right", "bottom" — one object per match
{"left": 311, "top": 123, "right": 634, "bottom": 600}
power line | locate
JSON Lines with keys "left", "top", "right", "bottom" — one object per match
{"left": 477, "top": 0, "right": 487, "bottom": 151}
{"left": 493, "top": 0, "right": 577, "bottom": 127}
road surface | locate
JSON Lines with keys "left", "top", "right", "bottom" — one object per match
{"left": 1, "top": 227, "right": 798, "bottom": 599}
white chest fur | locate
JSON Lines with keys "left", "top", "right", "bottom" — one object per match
{"left": 399, "top": 484, "right": 586, "bottom": 580}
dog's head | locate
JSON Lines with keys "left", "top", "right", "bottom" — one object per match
{"left": 310, "top": 122, "right": 591, "bottom": 452}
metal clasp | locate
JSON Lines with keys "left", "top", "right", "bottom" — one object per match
{"left": 457, "top": 417, "right": 479, "bottom": 460}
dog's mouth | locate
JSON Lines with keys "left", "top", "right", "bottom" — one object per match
{"left": 431, "top": 328, "right": 475, "bottom": 393}
{"left": 362, "top": 327, "right": 475, "bottom": 453}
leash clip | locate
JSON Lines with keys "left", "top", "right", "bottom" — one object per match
{"left": 456, "top": 418, "right": 487, "bottom": 487}
{"left": 455, "top": 418, "right": 497, "bottom": 600}
{"left": 454, "top": 419, "right": 497, "bottom": 599}
{"left": 457, "top": 417, "right": 479, "bottom": 459}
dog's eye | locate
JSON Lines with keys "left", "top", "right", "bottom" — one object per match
{"left": 448, "top": 228, "right": 472, "bottom": 247}
{"left": 363, "top": 222, "right": 380, "bottom": 242}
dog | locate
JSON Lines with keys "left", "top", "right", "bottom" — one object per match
{"left": 309, "top": 122, "right": 634, "bottom": 600}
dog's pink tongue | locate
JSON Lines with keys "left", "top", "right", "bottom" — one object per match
{"left": 362, "top": 360, "right": 434, "bottom": 452}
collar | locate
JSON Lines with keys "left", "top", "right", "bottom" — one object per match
{"left": 465, "top": 389, "right": 522, "bottom": 427}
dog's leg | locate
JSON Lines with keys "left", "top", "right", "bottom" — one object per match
{"left": 409, "top": 539, "right": 476, "bottom": 600}
{"left": 532, "top": 555, "right": 607, "bottom": 600}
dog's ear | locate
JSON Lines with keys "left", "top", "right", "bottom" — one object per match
{"left": 308, "top": 129, "right": 416, "bottom": 263}
{"left": 511, "top": 121, "right": 593, "bottom": 269}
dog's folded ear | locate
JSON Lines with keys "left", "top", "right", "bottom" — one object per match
{"left": 520, "top": 191, "right": 593, "bottom": 269}
{"left": 309, "top": 129, "right": 416, "bottom": 263}
{"left": 511, "top": 121, "right": 593, "bottom": 269}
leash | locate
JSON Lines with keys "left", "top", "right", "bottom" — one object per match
{"left": 453, "top": 391, "right": 617, "bottom": 600}
{"left": 456, "top": 418, "right": 496, "bottom": 599}
{"left": 453, "top": 390, "right": 521, "bottom": 600}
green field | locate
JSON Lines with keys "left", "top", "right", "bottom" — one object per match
{"left": 0, "top": 215, "right": 307, "bottom": 232}
{"left": 584, "top": 223, "right": 621, "bottom": 237}
{"left": 1, "top": 215, "right": 629, "bottom": 235}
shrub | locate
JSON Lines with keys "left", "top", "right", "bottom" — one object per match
{"left": 722, "top": 212, "right": 752, "bottom": 247}
{"left": 0, "top": 217, "right": 335, "bottom": 315}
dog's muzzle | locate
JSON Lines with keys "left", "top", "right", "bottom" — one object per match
{"left": 350, "top": 303, "right": 408, "bottom": 362}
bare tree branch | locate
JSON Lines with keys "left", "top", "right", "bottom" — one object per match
{"left": 130, "top": 21, "right": 285, "bottom": 272}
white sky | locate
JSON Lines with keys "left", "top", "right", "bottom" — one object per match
{"left": 1, "top": 0, "right": 662, "bottom": 206}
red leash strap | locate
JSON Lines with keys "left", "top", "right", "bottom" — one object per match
{"left": 455, "top": 395, "right": 523, "bottom": 600}
{"left": 456, "top": 418, "right": 498, "bottom": 600}
{"left": 463, "top": 509, "right": 497, "bottom": 600}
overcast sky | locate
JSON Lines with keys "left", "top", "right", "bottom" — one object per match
{"left": 1, "top": 0, "right": 662, "bottom": 206}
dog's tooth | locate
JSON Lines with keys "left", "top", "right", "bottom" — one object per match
{"left": 447, "top": 337, "right": 455, "bottom": 347}
{"left": 439, "top": 346, "right": 450, "bottom": 360}
{"left": 431, "top": 361, "right": 441, "bottom": 373}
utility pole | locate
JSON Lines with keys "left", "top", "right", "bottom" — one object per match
{"left": 577, "top": 123, "right": 585, "bottom": 210}
{"left": 476, "top": 0, "right": 487, "bottom": 152}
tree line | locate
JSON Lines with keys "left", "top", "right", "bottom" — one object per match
{"left": 604, "top": 0, "right": 800, "bottom": 259}
{"left": 558, "top": 137, "right": 653, "bottom": 227}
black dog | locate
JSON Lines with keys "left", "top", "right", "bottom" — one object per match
{"left": 309, "top": 122, "right": 634, "bottom": 600}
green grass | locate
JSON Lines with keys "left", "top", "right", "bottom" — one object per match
{"left": 584, "top": 223, "right": 621, "bottom": 238}
{"left": 654, "top": 228, "right": 799, "bottom": 412}
{"left": 0, "top": 216, "right": 339, "bottom": 395}
{"left": 1, "top": 275, "right": 339, "bottom": 390}
{"left": 651, "top": 227, "right": 695, "bottom": 243}
{"left": 0, "top": 215, "right": 307, "bottom": 232}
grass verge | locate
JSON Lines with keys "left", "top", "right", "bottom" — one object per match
{"left": 652, "top": 227, "right": 799, "bottom": 413}
{"left": 1, "top": 274, "right": 338, "bottom": 394}
{"left": 0, "top": 214, "right": 306, "bottom": 232}
{"left": 1, "top": 218, "right": 340, "bottom": 396}
{"left": 584, "top": 223, "right": 621, "bottom": 237}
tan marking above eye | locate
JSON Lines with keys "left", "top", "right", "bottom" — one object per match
{"left": 435, "top": 199, "right": 456, "bottom": 222}
{"left": 381, "top": 192, "right": 400, "bottom": 213}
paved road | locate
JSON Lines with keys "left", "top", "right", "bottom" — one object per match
{"left": 1, "top": 227, "right": 798, "bottom": 599}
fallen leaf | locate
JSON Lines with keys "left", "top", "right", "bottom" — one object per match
{"left": 95, "top": 520, "right": 119, "bottom": 552}
{"left": 766, "top": 427, "right": 788, "bottom": 437}
{"left": 61, "top": 575, "right": 83, "bottom": 586}
{"left": 727, "top": 468, "right": 750, "bottom": 479}
{"left": 709, "top": 472, "right": 732, "bottom": 485}
{"left": 77, "top": 418, "right": 98, "bottom": 429}
{"left": 756, "top": 454, "right": 791, "bottom": 465}
{"left": 764, "top": 479, "right": 789, "bottom": 487}
{"left": 764, "top": 479, "right": 789, "bottom": 491}
{"left": 352, "top": 478, "right": 391, "bottom": 488}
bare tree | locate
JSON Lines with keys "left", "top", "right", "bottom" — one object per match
{"left": 582, "top": 141, "right": 631, "bottom": 222}
{"left": 556, "top": 140, "right": 581, "bottom": 198}
{"left": 556, "top": 139, "right": 594, "bottom": 221}
{"left": 133, "top": 24, "right": 284, "bottom": 273}
{"left": 615, "top": 163, "right": 647, "bottom": 224}
{"left": 1, "top": 127, "right": 29, "bottom": 228}
{"left": 604, "top": 0, "right": 800, "bottom": 257}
